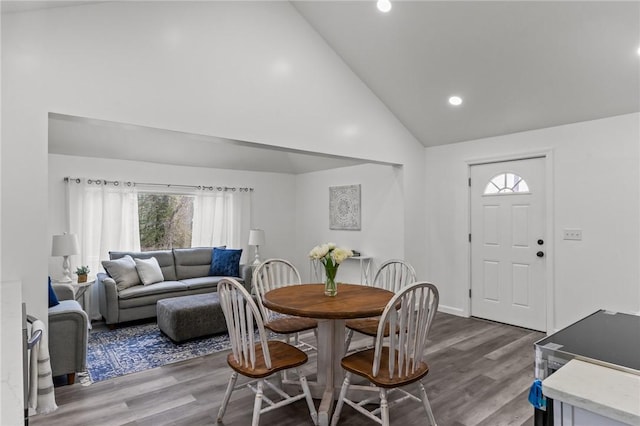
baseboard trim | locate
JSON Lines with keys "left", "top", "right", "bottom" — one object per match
{"left": 438, "top": 305, "right": 466, "bottom": 317}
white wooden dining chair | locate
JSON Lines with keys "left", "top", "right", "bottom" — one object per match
{"left": 330, "top": 281, "right": 439, "bottom": 426}
{"left": 253, "top": 259, "right": 317, "bottom": 351}
{"left": 216, "top": 278, "right": 318, "bottom": 426}
{"left": 344, "top": 259, "right": 416, "bottom": 352}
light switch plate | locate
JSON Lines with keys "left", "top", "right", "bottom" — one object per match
{"left": 563, "top": 229, "right": 582, "bottom": 240}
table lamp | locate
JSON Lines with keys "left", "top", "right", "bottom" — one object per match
{"left": 51, "top": 233, "right": 79, "bottom": 283}
{"left": 248, "top": 229, "right": 265, "bottom": 266}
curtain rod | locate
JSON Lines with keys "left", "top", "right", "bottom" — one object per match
{"left": 64, "top": 177, "right": 254, "bottom": 192}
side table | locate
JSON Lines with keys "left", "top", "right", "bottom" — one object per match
{"left": 71, "top": 279, "right": 95, "bottom": 311}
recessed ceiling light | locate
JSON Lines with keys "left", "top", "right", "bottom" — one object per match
{"left": 448, "top": 96, "right": 463, "bottom": 106}
{"left": 377, "top": 0, "right": 392, "bottom": 13}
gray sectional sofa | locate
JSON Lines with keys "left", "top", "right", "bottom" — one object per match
{"left": 97, "top": 247, "right": 251, "bottom": 327}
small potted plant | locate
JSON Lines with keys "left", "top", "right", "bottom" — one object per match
{"left": 75, "top": 265, "right": 90, "bottom": 283}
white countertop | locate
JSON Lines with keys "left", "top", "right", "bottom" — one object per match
{"left": 542, "top": 359, "right": 640, "bottom": 425}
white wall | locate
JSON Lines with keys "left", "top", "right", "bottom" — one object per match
{"left": 425, "top": 113, "right": 640, "bottom": 330}
{"left": 3, "top": 4, "right": 425, "bottom": 420}
{"left": 295, "top": 163, "right": 405, "bottom": 283}
{"left": 47, "top": 154, "right": 298, "bottom": 276}
{"left": 2, "top": 0, "right": 425, "bottom": 321}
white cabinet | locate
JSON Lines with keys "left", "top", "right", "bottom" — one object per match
{"left": 553, "top": 400, "right": 632, "bottom": 426}
{"left": 543, "top": 359, "right": 640, "bottom": 426}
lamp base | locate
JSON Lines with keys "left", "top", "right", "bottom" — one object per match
{"left": 252, "top": 246, "right": 262, "bottom": 267}
{"left": 61, "top": 255, "right": 73, "bottom": 283}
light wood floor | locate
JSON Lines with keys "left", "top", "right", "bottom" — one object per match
{"left": 31, "top": 312, "right": 543, "bottom": 426}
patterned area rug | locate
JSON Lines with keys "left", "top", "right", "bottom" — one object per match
{"left": 87, "top": 322, "right": 233, "bottom": 383}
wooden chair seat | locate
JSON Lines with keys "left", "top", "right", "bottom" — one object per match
{"left": 331, "top": 282, "right": 439, "bottom": 426}
{"left": 344, "top": 260, "right": 416, "bottom": 354}
{"left": 340, "top": 346, "right": 429, "bottom": 388}
{"left": 227, "top": 340, "right": 308, "bottom": 379}
{"left": 253, "top": 259, "right": 318, "bottom": 352}
{"left": 345, "top": 317, "right": 384, "bottom": 337}
{"left": 216, "top": 278, "right": 318, "bottom": 426}
{"left": 265, "top": 316, "right": 318, "bottom": 335}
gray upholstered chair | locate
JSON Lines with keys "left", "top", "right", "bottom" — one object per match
{"left": 49, "top": 283, "right": 89, "bottom": 385}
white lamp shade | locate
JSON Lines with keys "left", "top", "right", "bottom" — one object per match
{"left": 248, "top": 229, "right": 265, "bottom": 246}
{"left": 51, "top": 233, "right": 79, "bottom": 256}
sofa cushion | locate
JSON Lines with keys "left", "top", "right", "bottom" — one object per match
{"left": 118, "top": 280, "right": 187, "bottom": 300}
{"left": 180, "top": 276, "right": 229, "bottom": 290}
{"left": 174, "top": 247, "right": 218, "bottom": 280}
{"left": 110, "top": 250, "right": 177, "bottom": 281}
{"left": 102, "top": 255, "right": 141, "bottom": 290}
{"left": 209, "top": 247, "right": 242, "bottom": 277}
{"left": 134, "top": 257, "right": 164, "bottom": 285}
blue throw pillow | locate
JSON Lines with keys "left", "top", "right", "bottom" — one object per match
{"left": 209, "top": 247, "right": 242, "bottom": 277}
{"left": 48, "top": 277, "right": 59, "bottom": 308}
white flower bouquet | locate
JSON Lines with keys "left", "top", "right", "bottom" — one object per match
{"left": 309, "top": 243, "right": 353, "bottom": 296}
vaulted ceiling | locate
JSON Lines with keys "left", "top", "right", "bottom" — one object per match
{"left": 293, "top": 1, "right": 640, "bottom": 146}
{"left": 6, "top": 1, "right": 639, "bottom": 170}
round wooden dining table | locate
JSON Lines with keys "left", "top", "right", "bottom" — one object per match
{"left": 262, "top": 283, "right": 394, "bottom": 426}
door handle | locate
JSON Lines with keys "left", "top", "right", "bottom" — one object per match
{"left": 536, "top": 251, "right": 544, "bottom": 258}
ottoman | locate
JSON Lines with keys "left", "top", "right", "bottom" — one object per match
{"left": 156, "top": 293, "right": 227, "bottom": 342}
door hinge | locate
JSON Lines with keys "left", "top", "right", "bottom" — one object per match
{"left": 468, "top": 177, "right": 471, "bottom": 187}
{"left": 468, "top": 233, "right": 472, "bottom": 243}
{"left": 469, "top": 289, "right": 472, "bottom": 298}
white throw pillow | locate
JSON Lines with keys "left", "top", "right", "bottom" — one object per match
{"left": 134, "top": 257, "right": 164, "bottom": 286}
{"left": 102, "top": 255, "right": 141, "bottom": 291}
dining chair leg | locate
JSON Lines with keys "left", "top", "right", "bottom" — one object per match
{"left": 298, "top": 368, "right": 319, "bottom": 425}
{"left": 330, "top": 373, "right": 352, "bottom": 426}
{"left": 418, "top": 382, "right": 437, "bottom": 426}
{"left": 380, "top": 388, "right": 390, "bottom": 426}
{"left": 275, "top": 369, "right": 284, "bottom": 388}
{"left": 217, "top": 371, "right": 238, "bottom": 422}
{"left": 251, "top": 380, "right": 265, "bottom": 426}
{"left": 283, "top": 334, "right": 292, "bottom": 382}
{"left": 344, "top": 329, "right": 354, "bottom": 355}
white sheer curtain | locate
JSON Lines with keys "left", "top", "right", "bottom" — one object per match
{"left": 191, "top": 189, "right": 251, "bottom": 262}
{"left": 66, "top": 179, "right": 141, "bottom": 320}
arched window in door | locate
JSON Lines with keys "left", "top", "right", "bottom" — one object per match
{"left": 484, "top": 172, "right": 530, "bottom": 194}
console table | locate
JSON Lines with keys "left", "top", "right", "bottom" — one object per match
{"left": 310, "top": 256, "right": 373, "bottom": 285}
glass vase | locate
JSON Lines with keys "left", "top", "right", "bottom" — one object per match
{"left": 324, "top": 275, "right": 337, "bottom": 297}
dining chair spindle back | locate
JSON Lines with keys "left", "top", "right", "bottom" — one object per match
{"left": 372, "top": 259, "right": 417, "bottom": 293}
{"left": 216, "top": 278, "right": 318, "bottom": 426}
{"left": 344, "top": 259, "right": 416, "bottom": 352}
{"left": 331, "top": 281, "right": 439, "bottom": 426}
{"left": 253, "top": 259, "right": 317, "bottom": 350}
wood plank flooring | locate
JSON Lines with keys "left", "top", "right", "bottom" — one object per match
{"left": 31, "top": 312, "right": 543, "bottom": 426}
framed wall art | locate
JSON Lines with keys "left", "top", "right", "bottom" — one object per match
{"left": 329, "top": 184, "right": 361, "bottom": 230}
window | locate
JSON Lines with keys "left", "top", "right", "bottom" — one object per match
{"left": 484, "top": 173, "right": 530, "bottom": 195}
{"left": 138, "top": 193, "right": 194, "bottom": 251}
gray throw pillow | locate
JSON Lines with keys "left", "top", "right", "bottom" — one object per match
{"left": 102, "top": 255, "right": 141, "bottom": 291}
{"left": 134, "top": 257, "right": 164, "bottom": 285}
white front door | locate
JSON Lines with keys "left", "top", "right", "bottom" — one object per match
{"left": 470, "top": 157, "right": 546, "bottom": 331}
